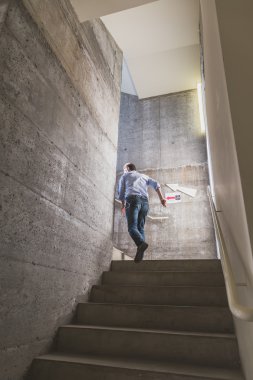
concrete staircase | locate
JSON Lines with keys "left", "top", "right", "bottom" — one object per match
{"left": 30, "top": 260, "right": 245, "bottom": 379}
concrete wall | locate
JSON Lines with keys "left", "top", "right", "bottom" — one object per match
{"left": 200, "top": 1, "right": 253, "bottom": 379}
{"left": 0, "top": 1, "right": 122, "bottom": 379}
{"left": 114, "top": 91, "right": 216, "bottom": 259}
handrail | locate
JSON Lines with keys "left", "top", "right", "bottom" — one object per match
{"left": 207, "top": 186, "right": 253, "bottom": 321}
{"left": 113, "top": 247, "right": 133, "bottom": 261}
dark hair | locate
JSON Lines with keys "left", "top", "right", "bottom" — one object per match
{"left": 126, "top": 163, "right": 136, "bottom": 171}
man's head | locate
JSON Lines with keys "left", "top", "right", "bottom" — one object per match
{"left": 123, "top": 162, "right": 136, "bottom": 173}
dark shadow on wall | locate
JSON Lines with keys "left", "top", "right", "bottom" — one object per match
{"left": 0, "top": 1, "right": 122, "bottom": 379}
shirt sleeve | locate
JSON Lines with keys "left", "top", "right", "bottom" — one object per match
{"left": 118, "top": 175, "right": 126, "bottom": 201}
{"left": 147, "top": 177, "right": 161, "bottom": 191}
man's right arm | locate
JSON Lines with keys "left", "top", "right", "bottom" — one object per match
{"left": 118, "top": 175, "right": 126, "bottom": 210}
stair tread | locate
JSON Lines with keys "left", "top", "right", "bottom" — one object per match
{"left": 103, "top": 271, "right": 225, "bottom": 286}
{"left": 111, "top": 260, "right": 223, "bottom": 273}
{"left": 91, "top": 284, "right": 228, "bottom": 306}
{"left": 76, "top": 302, "right": 234, "bottom": 333}
{"left": 35, "top": 352, "right": 244, "bottom": 379}
{"left": 61, "top": 324, "right": 236, "bottom": 339}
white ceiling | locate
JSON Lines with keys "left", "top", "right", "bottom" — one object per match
{"left": 102, "top": 0, "right": 199, "bottom": 58}
{"left": 127, "top": 44, "right": 200, "bottom": 98}
{"left": 70, "top": 0, "right": 158, "bottom": 22}
{"left": 71, "top": 0, "right": 201, "bottom": 99}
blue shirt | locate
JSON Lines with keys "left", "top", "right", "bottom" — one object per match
{"left": 118, "top": 171, "right": 160, "bottom": 201}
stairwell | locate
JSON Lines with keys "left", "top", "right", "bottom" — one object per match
{"left": 30, "top": 259, "right": 244, "bottom": 379}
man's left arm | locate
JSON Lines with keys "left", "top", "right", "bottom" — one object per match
{"left": 156, "top": 187, "right": 167, "bottom": 207}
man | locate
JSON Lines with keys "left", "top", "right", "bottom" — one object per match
{"left": 118, "top": 162, "right": 167, "bottom": 262}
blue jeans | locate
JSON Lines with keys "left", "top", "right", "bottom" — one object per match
{"left": 125, "top": 195, "right": 149, "bottom": 247}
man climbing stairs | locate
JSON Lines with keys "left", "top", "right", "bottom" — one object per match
{"left": 30, "top": 259, "right": 245, "bottom": 379}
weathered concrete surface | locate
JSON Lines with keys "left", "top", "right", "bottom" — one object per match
{"left": 0, "top": 0, "right": 10, "bottom": 32}
{"left": 114, "top": 91, "right": 216, "bottom": 259}
{"left": 0, "top": 1, "right": 122, "bottom": 379}
{"left": 117, "top": 91, "right": 208, "bottom": 171}
{"left": 22, "top": 0, "right": 122, "bottom": 145}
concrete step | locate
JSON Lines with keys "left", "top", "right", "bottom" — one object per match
{"left": 76, "top": 303, "right": 234, "bottom": 333}
{"left": 111, "top": 259, "right": 222, "bottom": 273}
{"left": 56, "top": 325, "right": 240, "bottom": 369}
{"left": 30, "top": 353, "right": 244, "bottom": 380}
{"left": 102, "top": 271, "right": 225, "bottom": 286}
{"left": 90, "top": 285, "right": 228, "bottom": 306}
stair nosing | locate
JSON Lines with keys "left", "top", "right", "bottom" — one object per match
{"left": 105, "top": 271, "right": 224, "bottom": 274}
{"left": 78, "top": 301, "right": 231, "bottom": 310}
{"left": 111, "top": 259, "right": 221, "bottom": 263}
{"left": 93, "top": 284, "right": 226, "bottom": 289}
{"left": 59, "top": 324, "right": 236, "bottom": 339}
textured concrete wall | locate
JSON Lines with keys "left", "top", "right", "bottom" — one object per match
{"left": 0, "top": 1, "right": 122, "bottom": 379}
{"left": 114, "top": 91, "right": 216, "bottom": 259}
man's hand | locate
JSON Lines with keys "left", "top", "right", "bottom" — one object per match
{"left": 121, "top": 201, "right": 126, "bottom": 216}
{"left": 156, "top": 187, "right": 167, "bottom": 207}
{"left": 160, "top": 198, "right": 167, "bottom": 207}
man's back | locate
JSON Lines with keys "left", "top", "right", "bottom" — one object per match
{"left": 118, "top": 171, "right": 159, "bottom": 201}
